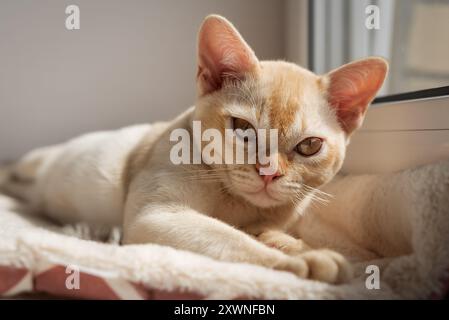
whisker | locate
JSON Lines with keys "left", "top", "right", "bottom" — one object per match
{"left": 302, "top": 184, "right": 334, "bottom": 199}
{"left": 284, "top": 183, "right": 331, "bottom": 210}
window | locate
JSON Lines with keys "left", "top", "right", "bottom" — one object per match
{"left": 309, "top": 0, "right": 449, "bottom": 97}
{"left": 304, "top": 0, "right": 449, "bottom": 174}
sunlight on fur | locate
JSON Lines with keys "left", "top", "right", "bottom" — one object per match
{"left": 0, "top": 15, "right": 387, "bottom": 284}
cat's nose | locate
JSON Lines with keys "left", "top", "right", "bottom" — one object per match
{"left": 255, "top": 163, "right": 282, "bottom": 184}
{"left": 261, "top": 172, "right": 282, "bottom": 184}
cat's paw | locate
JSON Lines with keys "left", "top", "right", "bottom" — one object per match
{"left": 272, "top": 257, "right": 309, "bottom": 278}
{"left": 297, "top": 249, "right": 353, "bottom": 284}
{"left": 272, "top": 250, "right": 352, "bottom": 284}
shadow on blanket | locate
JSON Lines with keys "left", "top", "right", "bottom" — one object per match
{"left": 0, "top": 160, "right": 448, "bottom": 299}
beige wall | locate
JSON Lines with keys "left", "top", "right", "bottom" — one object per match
{"left": 0, "top": 0, "right": 287, "bottom": 160}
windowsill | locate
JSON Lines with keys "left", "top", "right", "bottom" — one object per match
{"left": 342, "top": 94, "right": 449, "bottom": 174}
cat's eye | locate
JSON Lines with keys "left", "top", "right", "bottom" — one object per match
{"left": 232, "top": 118, "right": 253, "bottom": 131}
{"left": 296, "top": 137, "right": 323, "bottom": 157}
{"left": 232, "top": 117, "right": 255, "bottom": 142}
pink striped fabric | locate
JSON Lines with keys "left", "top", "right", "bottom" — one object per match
{"left": 1, "top": 263, "right": 448, "bottom": 299}
{"left": 0, "top": 264, "right": 204, "bottom": 299}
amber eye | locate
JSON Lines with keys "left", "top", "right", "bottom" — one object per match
{"left": 232, "top": 118, "right": 253, "bottom": 131}
{"left": 296, "top": 137, "right": 323, "bottom": 157}
{"left": 232, "top": 118, "right": 255, "bottom": 142}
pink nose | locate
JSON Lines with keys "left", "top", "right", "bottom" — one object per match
{"left": 255, "top": 163, "right": 282, "bottom": 184}
{"left": 262, "top": 172, "right": 281, "bottom": 184}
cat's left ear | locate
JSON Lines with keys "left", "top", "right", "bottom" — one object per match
{"left": 197, "top": 15, "right": 260, "bottom": 96}
{"left": 324, "top": 57, "right": 388, "bottom": 135}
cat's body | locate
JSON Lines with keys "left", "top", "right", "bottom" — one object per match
{"left": 23, "top": 108, "right": 295, "bottom": 231}
{"left": 2, "top": 15, "right": 388, "bottom": 284}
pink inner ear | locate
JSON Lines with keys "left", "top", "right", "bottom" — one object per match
{"left": 327, "top": 58, "right": 388, "bottom": 134}
{"left": 197, "top": 16, "right": 259, "bottom": 95}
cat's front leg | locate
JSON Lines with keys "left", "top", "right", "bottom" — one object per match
{"left": 257, "top": 230, "right": 353, "bottom": 284}
{"left": 257, "top": 230, "right": 312, "bottom": 255}
{"left": 123, "top": 204, "right": 310, "bottom": 278}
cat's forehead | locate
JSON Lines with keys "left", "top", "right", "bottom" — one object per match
{"left": 257, "top": 61, "right": 328, "bottom": 135}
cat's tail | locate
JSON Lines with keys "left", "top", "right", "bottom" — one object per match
{"left": 0, "top": 162, "right": 36, "bottom": 204}
{"left": 0, "top": 162, "right": 14, "bottom": 190}
{"left": 0, "top": 146, "right": 56, "bottom": 203}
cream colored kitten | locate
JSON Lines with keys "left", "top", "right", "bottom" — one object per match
{"left": 2, "top": 15, "right": 387, "bottom": 284}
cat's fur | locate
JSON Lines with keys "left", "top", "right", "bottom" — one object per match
{"left": 1, "top": 15, "right": 387, "bottom": 284}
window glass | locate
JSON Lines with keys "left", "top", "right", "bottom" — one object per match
{"left": 311, "top": 0, "right": 449, "bottom": 96}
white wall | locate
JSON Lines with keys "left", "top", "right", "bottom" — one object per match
{"left": 285, "top": 0, "right": 308, "bottom": 67}
{"left": 0, "top": 0, "right": 286, "bottom": 161}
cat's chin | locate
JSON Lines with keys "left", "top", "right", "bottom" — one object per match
{"left": 241, "top": 188, "right": 286, "bottom": 208}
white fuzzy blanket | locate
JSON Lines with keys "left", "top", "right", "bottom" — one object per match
{"left": 0, "top": 160, "right": 448, "bottom": 299}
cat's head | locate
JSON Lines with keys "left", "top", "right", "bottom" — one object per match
{"left": 193, "top": 15, "right": 388, "bottom": 209}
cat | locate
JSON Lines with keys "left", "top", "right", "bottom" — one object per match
{"left": 1, "top": 15, "right": 387, "bottom": 284}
